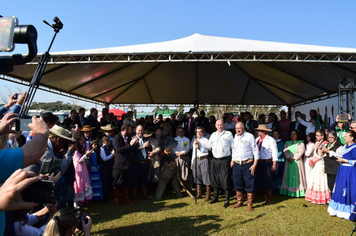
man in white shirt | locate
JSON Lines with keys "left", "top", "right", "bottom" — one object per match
{"left": 175, "top": 127, "right": 191, "bottom": 182}
{"left": 196, "top": 119, "right": 234, "bottom": 208}
{"left": 231, "top": 122, "right": 259, "bottom": 212}
{"left": 255, "top": 124, "right": 278, "bottom": 205}
{"left": 191, "top": 126, "right": 211, "bottom": 201}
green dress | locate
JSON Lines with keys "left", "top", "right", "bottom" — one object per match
{"left": 279, "top": 140, "right": 307, "bottom": 197}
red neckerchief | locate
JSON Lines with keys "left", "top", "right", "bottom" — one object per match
{"left": 257, "top": 134, "right": 267, "bottom": 151}
{"left": 189, "top": 118, "right": 194, "bottom": 131}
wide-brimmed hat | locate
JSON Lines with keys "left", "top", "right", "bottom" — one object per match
{"left": 143, "top": 130, "right": 153, "bottom": 138}
{"left": 49, "top": 125, "right": 75, "bottom": 142}
{"left": 100, "top": 124, "right": 117, "bottom": 131}
{"left": 80, "top": 125, "right": 95, "bottom": 132}
{"left": 254, "top": 124, "right": 272, "bottom": 132}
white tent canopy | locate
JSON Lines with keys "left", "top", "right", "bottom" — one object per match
{"left": 4, "top": 33, "right": 356, "bottom": 106}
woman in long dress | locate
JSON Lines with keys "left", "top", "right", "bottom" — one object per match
{"left": 322, "top": 130, "right": 343, "bottom": 196}
{"left": 280, "top": 130, "right": 307, "bottom": 197}
{"left": 304, "top": 133, "right": 316, "bottom": 187}
{"left": 305, "top": 130, "right": 330, "bottom": 204}
{"left": 328, "top": 130, "right": 356, "bottom": 221}
{"left": 73, "top": 135, "right": 93, "bottom": 205}
{"left": 272, "top": 130, "right": 284, "bottom": 193}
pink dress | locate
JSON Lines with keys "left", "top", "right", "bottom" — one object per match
{"left": 73, "top": 150, "right": 92, "bottom": 202}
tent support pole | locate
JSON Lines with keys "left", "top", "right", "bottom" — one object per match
{"left": 288, "top": 105, "right": 292, "bottom": 121}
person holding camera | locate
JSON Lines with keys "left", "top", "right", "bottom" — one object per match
{"left": 43, "top": 208, "right": 92, "bottom": 236}
{"left": 0, "top": 114, "right": 49, "bottom": 235}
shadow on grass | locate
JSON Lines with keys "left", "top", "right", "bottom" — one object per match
{"left": 240, "top": 214, "right": 265, "bottom": 224}
{"left": 93, "top": 214, "right": 222, "bottom": 236}
{"left": 88, "top": 195, "right": 190, "bottom": 224}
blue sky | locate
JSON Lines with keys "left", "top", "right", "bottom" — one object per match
{"left": 1, "top": 0, "right": 356, "bottom": 111}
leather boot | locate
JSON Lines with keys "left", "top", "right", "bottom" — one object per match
{"left": 141, "top": 185, "right": 150, "bottom": 200}
{"left": 265, "top": 189, "right": 272, "bottom": 205}
{"left": 247, "top": 192, "right": 254, "bottom": 212}
{"left": 196, "top": 184, "right": 202, "bottom": 199}
{"left": 204, "top": 185, "right": 211, "bottom": 202}
{"left": 232, "top": 191, "right": 243, "bottom": 208}
{"left": 223, "top": 190, "right": 230, "bottom": 208}
{"left": 113, "top": 187, "right": 120, "bottom": 208}
{"left": 124, "top": 187, "right": 134, "bottom": 205}
{"left": 209, "top": 188, "right": 219, "bottom": 204}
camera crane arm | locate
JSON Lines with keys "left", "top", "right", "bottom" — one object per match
{"left": 19, "top": 17, "right": 63, "bottom": 119}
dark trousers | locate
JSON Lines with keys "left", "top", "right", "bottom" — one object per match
{"left": 254, "top": 161, "right": 274, "bottom": 191}
{"left": 327, "top": 173, "right": 337, "bottom": 194}
{"left": 133, "top": 162, "right": 149, "bottom": 186}
{"left": 210, "top": 157, "right": 231, "bottom": 190}
{"left": 100, "top": 161, "right": 113, "bottom": 197}
{"left": 232, "top": 161, "right": 255, "bottom": 193}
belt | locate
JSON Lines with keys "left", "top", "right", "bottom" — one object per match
{"left": 258, "top": 158, "right": 272, "bottom": 163}
{"left": 136, "top": 160, "right": 148, "bottom": 164}
{"left": 234, "top": 159, "right": 253, "bottom": 165}
{"left": 214, "top": 156, "right": 230, "bottom": 161}
{"left": 197, "top": 155, "right": 209, "bottom": 161}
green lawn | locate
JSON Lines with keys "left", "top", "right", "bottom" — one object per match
{"left": 86, "top": 190, "right": 355, "bottom": 235}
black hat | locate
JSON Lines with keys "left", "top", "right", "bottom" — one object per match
{"left": 154, "top": 126, "right": 163, "bottom": 132}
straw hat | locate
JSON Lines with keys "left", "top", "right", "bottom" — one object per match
{"left": 49, "top": 125, "right": 75, "bottom": 142}
{"left": 100, "top": 124, "right": 117, "bottom": 131}
{"left": 80, "top": 125, "right": 95, "bottom": 132}
{"left": 143, "top": 130, "right": 153, "bottom": 138}
{"left": 254, "top": 124, "right": 272, "bottom": 132}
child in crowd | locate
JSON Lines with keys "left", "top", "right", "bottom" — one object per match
{"left": 100, "top": 136, "right": 114, "bottom": 199}
{"left": 73, "top": 135, "right": 93, "bottom": 207}
{"left": 272, "top": 130, "right": 284, "bottom": 193}
{"left": 89, "top": 140, "right": 103, "bottom": 201}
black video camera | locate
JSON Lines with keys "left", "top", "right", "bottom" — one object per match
{"left": 0, "top": 16, "right": 38, "bottom": 74}
{"left": 75, "top": 209, "right": 90, "bottom": 231}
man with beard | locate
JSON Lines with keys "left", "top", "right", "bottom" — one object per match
{"left": 25, "top": 124, "right": 79, "bottom": 208}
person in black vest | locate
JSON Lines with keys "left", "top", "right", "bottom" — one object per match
{"left": 99, "top": 136, "right": 114, "bottom": 200}
{"left": 131, "top": 125, "right": 152, "bottom": 202}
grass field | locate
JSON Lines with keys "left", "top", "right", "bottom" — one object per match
{"left": 86, "top": 189, "right": 355, "bottom": 236}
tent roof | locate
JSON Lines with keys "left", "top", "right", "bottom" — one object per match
{"left": 55, "top": 33, "right": 356, "bottom": 54}
{"left": 3, "top": 33, "right": 356, "bottom": 106}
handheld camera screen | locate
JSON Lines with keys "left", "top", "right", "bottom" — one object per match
{"left": 21, "top": 180, "right": 56, "bottom": 204}
{"left": 0, "top": 16, "right": 18, "bottom": 52}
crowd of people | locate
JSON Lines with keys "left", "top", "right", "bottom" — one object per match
{"left": 0, "top": 95, "right": 355, "bottom": 236}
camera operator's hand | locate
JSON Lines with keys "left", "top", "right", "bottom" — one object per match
{"left": 0, "top": 169, "right": 39, "bottom": 211}
{"left": 5, "top": 93, "right": 18, "bottom": 109}
{"left": 81, "top": 215, "right": 92, "bottom": 236}
{"left": 0, "top": 112, "right": 19, "bottom": 135}
{"left": 16, "top": 92, "right": 27, "bottom": 106}
{"left": 49, "top": 171, "right": 61, "bottom": 182}
{"left": 28, "top": 116, "right": 49, "bottom": 136}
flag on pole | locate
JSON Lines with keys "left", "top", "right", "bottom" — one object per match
{"left": 324, "top": 106, "right": 328, "bottom": 128}
{"left": 316, "top": 107, "right": 320, "bottom": 130}
{"left": 330, "top": 105, "right": 334, "bottom": 126}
